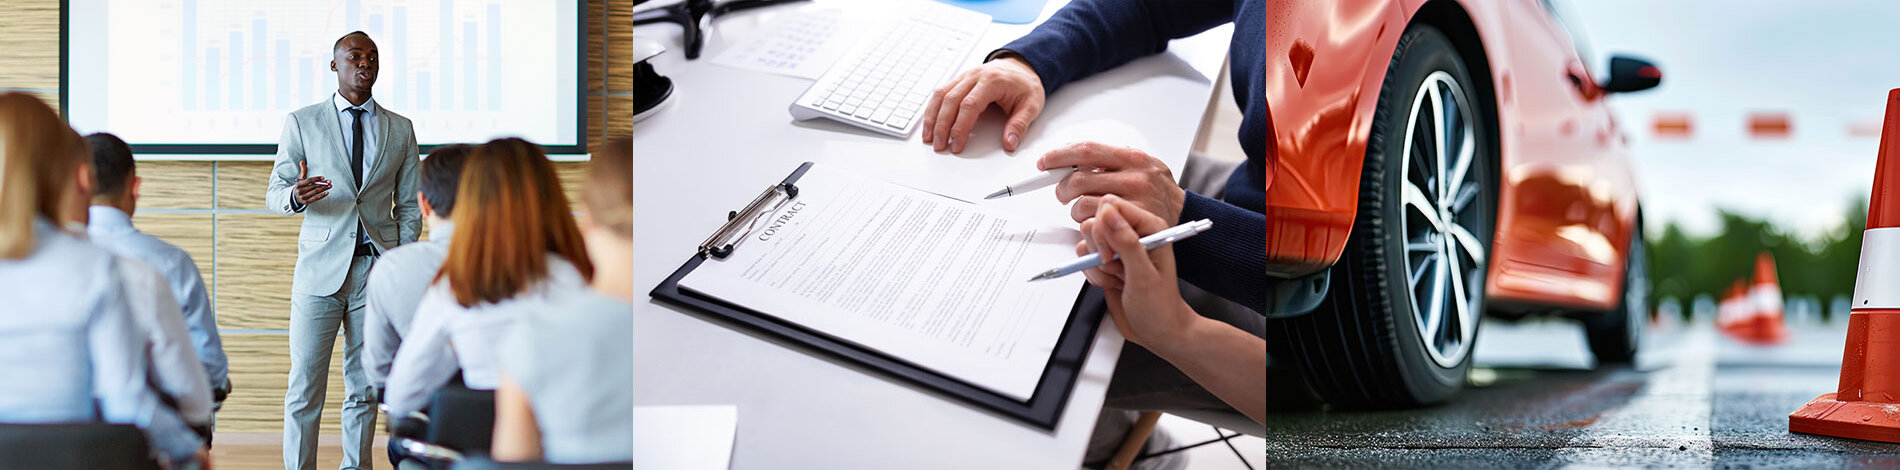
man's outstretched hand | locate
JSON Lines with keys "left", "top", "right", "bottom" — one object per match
{"left": 922, "top": 55, "right": 1045, "bottom": 154}
{"left": 293, "top": 161, "right": 330, "bottom": 205}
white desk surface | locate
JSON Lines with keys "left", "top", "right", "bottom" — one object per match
{"left": 631, "top": 0, "right": 1232, "bottom": 467}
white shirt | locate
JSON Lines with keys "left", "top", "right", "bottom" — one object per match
{"left": 87, "top": 206, "right": 228, "bottom": 390}
{"left": 364, "top": 223, "right": 455, "bottom": 388}
{"left": 384, "top": 254, "right": 586, "bottom": 416}
{"left": 110, "top": 254, "right": 215, "bottom": 426}
{"left": 0, "top": 218, "right": 203, "bottom": 462}
{"left": 502, "top": 290, "right": 634, "bottom": 463}
{"left": 332, "top": 92, "right": 379, "bottom": 245}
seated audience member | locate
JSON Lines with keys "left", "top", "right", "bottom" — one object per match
{"left": 492, "top": 137, "right": 633, "bottom": 464}
{"left": 84, "top": 132, "right": 230, "bottom": 419}
{"left": 365, "top": 144, "right": 474, "bottom": 391}
{"left": 0, "top": 92, "right": 207, "bottom": 467}
{"left": 383, "top": 138, "right": 594, "bottom": 418}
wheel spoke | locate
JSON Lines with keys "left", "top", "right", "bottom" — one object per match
{"left": 1403, "top": 180, "right": 1447, "bottom": 232}
{"left": 1406, "top": 240, "right": 1438, "bottom": 253}
{"left": 1423, "top": 249, "right": 1449, "bottom": 343}
{"left": 1409, "top": 250, "right": 1436, "bottom": 289}
{"left": 1448, "top": 222, "right": 1488, "bottom": 264}
{"left": 1446, "top": 125, "right": 1475, "bottom": 201}
{"left": 1428, "top": 84, "right": 1448, "bottom": 201}
{"left": 1445, "top": 245, "right": 1471, "bottom": 347}
{"left": 1451, "top": 185, "right": 1480, "bottom": 212}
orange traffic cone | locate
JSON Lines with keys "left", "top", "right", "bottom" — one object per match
{"left": 1789, "top": 88, "right": 1900, "bottom": 442}
{"left": 1739, "top": 252, "right": 1790, "bottom": 345}
{"left": 1716, "top": 280, "right": 1749, "bottom": 333}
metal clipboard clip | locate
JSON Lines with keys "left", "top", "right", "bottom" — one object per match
{"left": 697, "top": 180, "right": 801, "bottom": 259}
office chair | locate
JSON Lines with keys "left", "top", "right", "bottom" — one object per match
{"left": 0, "top": 423, "right": 160, "bottom": 469}
{"left": 452, "top": 457, "right": 632, "bottom": 470}
{"left": 632, "top": 0, "right": 811, "bottom": 59}
{"left": 391, "top": 384, "right": 500, "bottom": 470}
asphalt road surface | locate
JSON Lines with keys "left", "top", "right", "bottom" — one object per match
{"left": 1257, "top": 317, "right": 1900, "bottom": 468}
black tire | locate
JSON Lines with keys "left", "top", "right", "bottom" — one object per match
{"left": 1268, "top": 25, "right": 1497, "bottom": 408}
{"left": 1585, "top": 226, "right": 1648, "bottom": 364}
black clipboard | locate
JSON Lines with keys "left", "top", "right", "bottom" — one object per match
{"left": 648, "top": 161, "right": 1106, "bottom": 431}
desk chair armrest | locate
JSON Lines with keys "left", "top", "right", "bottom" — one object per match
{"left": 382, "top": 404, "right": 431, "bottom": 438}
{"left": 394, "top": 437, "right": 465, "bottom": 465}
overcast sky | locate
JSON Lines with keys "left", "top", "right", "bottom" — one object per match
{"left": 1564, "top": 0, "right": 1900, "bottom": 239}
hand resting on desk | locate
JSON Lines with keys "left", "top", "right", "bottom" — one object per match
{"left": 923, "top": 55, "right": 1044, "bottom": 153}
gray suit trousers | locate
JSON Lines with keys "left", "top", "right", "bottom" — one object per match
{"left": 284, "top": 254, "right": 379, "bottom": 470}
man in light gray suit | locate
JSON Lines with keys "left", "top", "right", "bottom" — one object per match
{"left": 266, "top": 31, "right": 421, "bottom": 470}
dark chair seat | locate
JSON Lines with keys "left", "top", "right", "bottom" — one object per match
{"left": 0, "top": 423, "right": 159, "bottom": 470}
{"left": 428, "top": 384, "right": 498, "bottom": 454}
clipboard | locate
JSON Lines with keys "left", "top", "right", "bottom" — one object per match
{"left": 649, "top": 161, "right": 1106, "bottom": 431}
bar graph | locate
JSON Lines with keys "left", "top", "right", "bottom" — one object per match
{"left": 68, "top": 0, "right": 579, "bottom": 149}
{"left": 177, "top": 0, "right": 504, "bottom": 114}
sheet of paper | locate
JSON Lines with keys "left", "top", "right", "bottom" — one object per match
{"left": 633, "top": 405, "right": 739, "bottom": 470}
{"left": 708, "top": 8, "right": 850, "bottom": 80}
{"left": 680, "top": 166, "right": 1086, "bottom": 401}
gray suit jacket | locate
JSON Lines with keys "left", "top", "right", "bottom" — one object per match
{"left": 266, "top": 101, "right": 422, "bottom": 297}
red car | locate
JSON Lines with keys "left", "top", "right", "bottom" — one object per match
{"left": 1260, "top": 0, "right": 1659, "bottom": 406}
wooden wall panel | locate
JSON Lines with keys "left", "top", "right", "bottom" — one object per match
{"left": 0, "top": 0, "right": 58, "bottom": 106}
{"left": 135, "top": 162, "right": 217, "bottom": 210}
{"left": 130, "top": 212, "right": 217, "bottom": 293}
{"left": 218, "top": 162, "right": 275, "bottom": 210}
{"left": 216, "top": 213, "right": 302, "bottom": 331}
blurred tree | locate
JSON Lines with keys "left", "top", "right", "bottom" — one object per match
{"left": 1644, "top": 197, "right": 1867, "bottom": 322}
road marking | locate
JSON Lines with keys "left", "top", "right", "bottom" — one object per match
{"left": 1552, "top": 326, "right": 1717, "bottom": 465}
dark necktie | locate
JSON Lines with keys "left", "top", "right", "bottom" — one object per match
{"left": 348, "top": 107, "right": 368, "bottom": 249}
{"left": 348, "top": 107, "right": 366, "bottom": 189}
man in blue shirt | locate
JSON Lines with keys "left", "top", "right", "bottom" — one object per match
{"left": 83, "top": 132, "right": 232, "bottom": 421}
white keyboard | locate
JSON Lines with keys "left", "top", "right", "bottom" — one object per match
{"left": 788, "top": 3, "right": 990, "bottom": 138}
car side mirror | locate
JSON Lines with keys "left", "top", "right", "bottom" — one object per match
{"left": 1602, "top": 55, "right": 1661, "bottom": 94}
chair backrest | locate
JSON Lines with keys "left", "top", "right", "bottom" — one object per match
{"left": 0, "top": 423, "right": 159, "bottom": 469}
{"left": 427, "top": 384, "right": 498, "bottom": 454}
{"left": 452, "top": 456, "right": 632, "bottom": 470}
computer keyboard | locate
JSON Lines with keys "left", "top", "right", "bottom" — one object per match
{"left": 788, "top": 3, "right": 990, "bottom": 138}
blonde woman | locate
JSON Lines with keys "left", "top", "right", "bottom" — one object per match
{"left": 0, "top": 92, "right": 208, "bottom": 468}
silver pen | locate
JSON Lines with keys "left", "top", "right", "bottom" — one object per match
{"left": 1028, "top": 219, "right": 1214, "bottom": 281}
{"left": 985, "top": 166, "right": 1078, "bottom": 199}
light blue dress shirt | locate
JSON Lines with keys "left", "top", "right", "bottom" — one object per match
{"left": 384, "top": 254, "right": 587, "bottom": 417}
{"left": 364, "top": 222, "right": 454, "bottom": 388}
{"left": 0, "top": 218, "right": 203, "bottom": 463}
{"left": 87, "top": 206, "right": 229, "bottom": 391}
{"left": 502, "top": 290, "right": 634, "bottom": 464}
{"left": 333, "top": 93, "right": 378, "bottom": 245}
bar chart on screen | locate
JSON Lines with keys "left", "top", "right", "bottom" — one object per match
{"left": 65, "top": 0, "right": 581, "bottom": 151}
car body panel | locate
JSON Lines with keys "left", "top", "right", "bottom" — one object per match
{"left": 1258, "top": 0, "right": 1643, "bottom": 312}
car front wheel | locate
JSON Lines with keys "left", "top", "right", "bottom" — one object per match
{"left": 1269, "top": 24, "right": 1497, "bottom": 408}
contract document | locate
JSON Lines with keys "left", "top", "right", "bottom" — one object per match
{"left": 678, "top": 166, "right": 1086, "bottom": 401}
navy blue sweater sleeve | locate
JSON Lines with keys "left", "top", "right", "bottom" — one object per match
{"left": 998, "top": 0, "right": 1235, "bottom": 95}
{"left": 1176, "top": 191, "right": 1270, "bottom": 313}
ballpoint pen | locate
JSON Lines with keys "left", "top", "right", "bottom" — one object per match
{"left": 1028, "top": 219, "right": 1214, "bottom": 281}
{"left": 985, "top": 166, "right": 1078, "bottom": 199}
